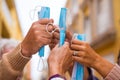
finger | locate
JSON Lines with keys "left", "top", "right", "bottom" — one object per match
{"left": 71, "top": 39, "right": 85, "bottom": 45}
{"left": 47, "top": 24, "right": 55, "bottom": 32}
{"left": 32, "top": 24, "right": 47, "bottom": 32}
{"left": 64, "top": 42, "right": 69, "bottom": 46}
{"left": 62, "top": 42, "right": 69, "bottom": 49}
{"left": 72, "top": 56, "right": 83, "bottom": 64}
{"left": 36, "top": 24, "right": 46, "bottom": 32}
{"left": 41, "top": 24, "right": 55, "bottom": 33}
{"left": 66, "top": 29, "right": 73, "bottom": 40}
{"left": 71, "top": 44, "right": 86, "bottom": 51}
{"left": 49, "top": 19, "right": 54, "bottom": 23}
{"left": 54, "top": 43, "right": 59, "bottom": 48}
{"left": 35, "top": 30, "right": 53, "bottom": 39}
{"left": 36, "top": 23, "right": 55, "bottom": 32}
{"left": 54, "top": 25, "right": 60, "bottom": 32}
{"left": 70, "top": 50, "right": 74, "bottom": 55}
{"left": 72, "top": 51, "right": 85, "bottom": 57}
{"left": 38, "top": 37, "right": 51, "bottom": 46}
{"left": 42, "top": 33, "right": 53, "bottom": 39}
{"left": 38, "top": 18, "right": 54, "bottom": 25}
{"left": 49, "top": 44, "right": 55, "bottom": 50}
{"left": 52, "top": 38, "right": 59, "bottom": 44}
{"left": 53, "top": 32, "right": 60, "bottom": 39}
{"left": 65, "top": 39, "right": 69, "bottom": 42}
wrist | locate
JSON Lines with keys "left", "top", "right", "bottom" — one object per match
{"left": 91, "top": 55, "right": 102, "bottom": 69}
{"left": 21, "top": 43, "right": 32, "bottom": 57}
{"left": 48, "top": 62, "right": 64, "bottom": 77}
{"left": 92, "top": 55, "right": 114, "bottom": 77}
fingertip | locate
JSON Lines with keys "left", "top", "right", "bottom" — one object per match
{"left": 66, "top": 30, "right": 73, "bottom": 39}
{"left": 50, "top": 18, "right": 54, "bottom": 23}
{"left": 72, "top": 39, "right": 77, "bottom": 42}
{"left": 71, "top": 39, "right": 84, "bottom": 45}
{"left": 38, "top": 18, "right": 51, "bottom": 24}
{"left": 64, "top": 41, "right": 69, "bottom": 45}
{"left": 70, "top": 39, "right": 75, "bottom": 45}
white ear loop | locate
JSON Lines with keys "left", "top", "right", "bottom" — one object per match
{"left": 37, "top": 23, "right": 60, "bottom": 72}
{"left": 29, "top": 5, "right": 43, "bottom": 20}
{"left": 46, "top": 23, "right": 60, "bottom": 35}
{"left": 37, "top": 57, "right": 45, "bottom": 71}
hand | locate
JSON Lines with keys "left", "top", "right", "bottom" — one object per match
{"left": 49, "top": 29, "right": 73, "bottom": 50}
{"left": 49, "top": 25, "right": 59, "bottom": 50}
{"left": 21, "top": 19, "right": 54, "bottom": 57}
{"left": 71, "top": 39, "right": 114, "bottom": 77}
{"left": 48, "top": 42, "right": 73, "bottom": 77}
{"left": 65, "top": 29, "right": 73, "bottom": 43}
{"left": 71, "top": 39, "right": 99, "bottom": 67}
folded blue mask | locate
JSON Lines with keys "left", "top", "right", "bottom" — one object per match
{"left": 72, "top": 34, "right": 86, "bottom": 80}
{"left": 38, "top": 7, "right": 50, "bottom": 57}
{"left": 59, "top": 8, "right": 67, "bottom": 47}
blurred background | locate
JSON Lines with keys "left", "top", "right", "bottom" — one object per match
{"left": 0, "top": 0, "right": 120, "bottom": 80}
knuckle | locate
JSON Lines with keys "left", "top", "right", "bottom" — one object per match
{"left": 64, "top": 44, "right": 69, "bottom": 49}
{"left": 63, "top": 45, "right": 67, "bottom": 49}
{"left": 32, "top": 22, "right": 38, "bottom": 26}
{"left": 84, "top": 42, "right": 89, "bottom": 46}
{"left": 33, "top": 30, "right": 38, "bottom": 35}
{"left": 31, "top": 25, "right": 38, "bottom": 31}
{"left": 83, "top": 46, "right": 87, "bottom": 51}
{"left": 35, "top": 37, "right": 40, "bottom": 43}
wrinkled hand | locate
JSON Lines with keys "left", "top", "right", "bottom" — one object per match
{"left": 71, "top": 39, "right": 100, "bottom": 67}
{"left": 49, "top": 26, "right": 59, "bottom": 50}
{"left": 71, "top": 39, "right": 114, "bottom": 77}
{"left": 48, "top": 42, "right": 73, "bottom": 77}
{"left": 21, "top": 19, "right": 54, "bottom": 57}
{"left": 49, "top": 29, "right": 73, "bottom": 50}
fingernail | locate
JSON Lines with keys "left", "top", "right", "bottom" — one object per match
{"left": 65, "top": 42, "right": 69, "bottom": 45}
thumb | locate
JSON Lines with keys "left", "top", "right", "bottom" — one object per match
{"left": 54, "top": 43, "right": 59, "bottom": 48}
{"left": 62, "top": 42, "right": 69, "bottom": 48}
{"left": 64, "top": 42, "right": 69, "bottom": 45}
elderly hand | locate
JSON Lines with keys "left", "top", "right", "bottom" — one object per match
{"left": 49, "top": 29, "right": 73, "bottom": 50}
{"left": 48, "top": 42, "right": 73, "bottom": 77}
{"left": 71, "top": 39, "right": 114, "bottom": 77}
{"left": 71, "top": 39, "right": 99, "bottom": 67}
{"left": 49, "top": 25, "right": 59, "bottom": 50}
{"left": 21, "top": 19, "right": 54, "bottom": 57}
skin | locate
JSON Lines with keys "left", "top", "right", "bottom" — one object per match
{"left": 19, "top": 18, "right": 73, "bottom": 79}
{"left": 48, "top": 42, "right": 73, "bottom": 77}
{"left": 71, "top": 39, "right": 114, "bottom": 78}
{"left": 17, "top": 18, "right": 62, "bottom": 80}
{"left": 49, "top": 28, "right": 73, "bottom": 50}
{"left": 18, "top": 18, "right": 115, "bottom": 79}
{"left": 0, "top": 18, "right": 73, "bottom": 80}
{"left": 47, "top": 31, "right": 92, "bottom": 80}
{"left": 21, "top": 18, "right": 57, "bottom": 57}
{"left": 48, "top": 29, "right": 115, "bottom": 78}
